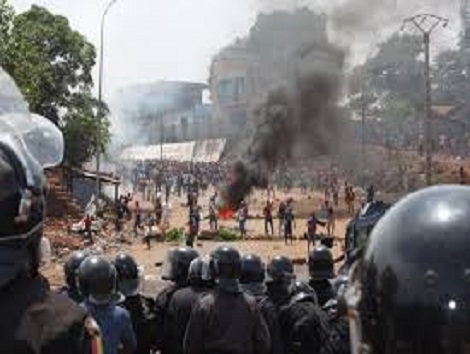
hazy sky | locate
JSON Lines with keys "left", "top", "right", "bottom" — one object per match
{"left": 9, "top": 0, "right": 462, "bottom": 100}
{"left": 9, "top": 0, "right": 263, "bottom": 99}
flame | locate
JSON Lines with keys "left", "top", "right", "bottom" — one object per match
{"left": 219, "top": 206, "right": 235, "bottom": 220}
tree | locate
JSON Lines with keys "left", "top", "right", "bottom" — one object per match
{"left": 0, "top": 0, "right": 14, "bottom": 63}
{"left": 1, "top": 5, "right": 110, "bottom": 167}
{"left": 349, "top": 33, "right": 424, "bottom": 114}
{"left": 2, "top": 5, "right": 96, "bottom": 123}
{"left": 432, "top": 48, "right": 466, "bottom": 105}
{"left": 62, "top": 93, "right": 110, "bottom": 167}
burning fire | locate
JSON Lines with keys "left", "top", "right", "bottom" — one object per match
{"left": 219, "top": 207, "right": 235, "bottom": 220}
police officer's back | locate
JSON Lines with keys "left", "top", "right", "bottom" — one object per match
{"left": 155, "top": 246, "right": 199, "bottom": 353}
{"left": 345, "top": 186, "right": 470, "bottom": 354}
{"left": 308, "top": 246, "right": 335, "bottom": 306}
{"left": 184, "top": 246, "right": 271, "bottom": 354}
{"left": 79, "top": 256, "right": 137, "bottom": 354}
{"left": 167, "top": 256, "right": 213, "bottom": 354}
{"left": 0, "top": 66, "right": 100, "bottom": 354}
{"left": 115, "top": 253, "right": 156, "bottom": 354}
{"left": 241, "top": 253, "right": 283, "bottom": 354}
{"left": 60, "top": 251, "right": 89, "bottom": 303}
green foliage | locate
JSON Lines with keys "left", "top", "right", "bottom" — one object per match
{"left": 165, "top": 228, "right": 185, "bottom": 242}
{"left": 0, "top": 0, "right": 14, "bottom": 63}
{"left": 432, "top": 48, "right": 466, "bottom": 105}
{"left": 3, "top": 5, "right": 96, "bottom": 123}
{"left": 216, "top": 228, "right": 239, "bottom": 242}
{"left": 349, "top": 33, "right": 424, "bottom": 113}
{"left": 62, "top": 92, "right": 110, "bottom": 167}
{"left": 0, "top": 4, "right": 110, "bottom": 167}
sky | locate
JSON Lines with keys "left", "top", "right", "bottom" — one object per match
{"left": 9, "top": 0, "right": 262, "bottom": 99}
{"left": 9, "top": 0, "right": 463, "bottom": 100}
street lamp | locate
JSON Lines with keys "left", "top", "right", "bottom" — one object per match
{"left": 95, "top": 0, "right": 119, "bottom": 199}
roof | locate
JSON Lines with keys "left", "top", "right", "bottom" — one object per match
{"left": 120, "top": 139, "right": 226, "bottom": 163}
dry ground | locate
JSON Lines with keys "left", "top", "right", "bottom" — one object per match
{"left": 42, "top": 187, "right": 352, "bottom": 294}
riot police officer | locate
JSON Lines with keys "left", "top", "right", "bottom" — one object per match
{"left": 114, "top": 253, "right": 156, "bottom": 354}
{"left": 79, "top": 256, "right": 137, "bottom": 354}
{"left": 346, "top": 186, "right": 470, "bottom": 354}
{"left": 0, "top": 66, "right": 100, "bottom": 353}
{"left": 241, "top": 253, "right": 283, "bottom": 354}
{"left": 266, "top": 256, "right": 296, "bottom": 309}
{"left": 184, "top": 245, "right": 271, "bottom": 354}
{"left": 155, "top": 246, "right": 199, "bottom": 353}
{"left": 166, "top": 257, "right": 213, "bottom": 354}
{"left": 308, "top": 246, "right": 335, "bottom": 306}
{"left": 61, "top": 250, "right": 89, "bottom": 303}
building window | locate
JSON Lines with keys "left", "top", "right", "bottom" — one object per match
{"left": 217, "top": 77, "right": 245, "bottom": 104}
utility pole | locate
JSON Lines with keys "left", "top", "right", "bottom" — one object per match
{"left": 361, "top": 82, "right": 366, "bottom": 189}
{"left": 95, "top": 0, "right": 119, "bottom": 198}
{"left": 402, "top": 14, "right": 449, "bottom": 186}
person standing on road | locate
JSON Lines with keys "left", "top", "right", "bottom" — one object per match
{"left": 184, "top": 246, "right": 271, "bottom": 354}
{"left": 264, "top": 200, "right": 274, "bottom": 236}
{"left": 305, "top": 213, "right": 326, "bottom": 253}
{"left": 114, "top": 253, "right": 156, "bottom": 354}
{"left": 238, "top": 201, "right": 248, "bottom": 239}
{"left": 79, "top": 256, "right": 137, "bottom": 354}
{"left": 155, "top": 247, "right": 199, "bottom": 354}
{"left": 284, "top": 200, "right": 295, "bottom": 245}
{"left": 166, "top": 257, "right": 213, "bottom": 354}
{"left": 278, "top": 200, "right": 286, "bottom": 237}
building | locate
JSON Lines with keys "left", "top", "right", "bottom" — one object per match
{"left": 209, "top": 9, "right": 329, "bottom": 136}
{"left": 110, "top": 81, "right": 211, "bottom": 146}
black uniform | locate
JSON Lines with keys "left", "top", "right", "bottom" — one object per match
{"left": 156, "top": 246, "right": 199, "bottom": 353}
{"left": 166, "top": 285, "right": 208, "bottom": 354}
{"left": 278, "top": 296, "right": 334, "bottom": 354}
{"left": 154, "top": 283, "right": 181, "bottom": 352}
{"left": 121, "top": 295, "right": 157, "bottom": 354}
{"left": 183, "top": 289, "right": 271, "bottom": 354}
{"left": 0, "top": 275, "right": 96, "bottom": 354}
{"left": 184, "top": 246, "right": 271, "bottom": 354}
{"left": 0, "top": 76, "right": 100, "bottom": 354}
{"left": 308, "top": 279, "right": 334, "bottom": 307}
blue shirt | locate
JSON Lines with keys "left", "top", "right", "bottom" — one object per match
{"left": 81, "top": 301, "right": 137, "bottom": 354}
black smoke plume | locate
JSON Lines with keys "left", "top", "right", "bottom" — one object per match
{"left": 220, "top": 14, "right": 346, "bottom": 209}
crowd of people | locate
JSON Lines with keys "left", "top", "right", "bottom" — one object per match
{"left": 60, "top": 243, "right": 347, "bottom": 354}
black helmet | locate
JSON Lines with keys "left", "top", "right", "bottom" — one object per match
{"left": 114, "top": 253, "right": 139, "bottom": 297}
{"left": 161, "top": 246, "right": 199, "bottom": 282}
{"left": 240, "top": 253, "right": 265, "bottom": 284}
{"left": 290, "top": 280, "right": 318, "bottom": 305}
{"left": 210, "top": 245, "right": 242, "bottom": 280}
{"left": 267, "top": 256, "right": 295, "bottom": 282}
{"left": 188, "top": 257, "right": 204, "bottom": 282}
{"left": 347, "top": 186, "right": 470, "bottom": 354}
{"left": 309, "top": 246, "right": 334, "bottom": 280}
{"left": 78, "top": 256, "right": 118, "bottom": 304}
{"left": 0, "top": 67, "right": 64, "bottom": 288}
{"left": 64, "top": 251, "right": 89, "bottom": 289}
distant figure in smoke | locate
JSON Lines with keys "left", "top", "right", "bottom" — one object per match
{"left": 305, "top": 213, "right": 326, "bottom": 253}
{"left": 263, "top": 200, "right": 274, "bottom": 236}
{"left": 187, "top": 206, "right": 200, "bottom": 248}
{"left": 208, "top": 197, "right": 218, "bottom": 231}
{"left": 325, "top": 200, "right": 335, "bottom": 237}
{"left": 284, "top": 199, "right": 296, "bottom": 245}
{"left": 133, "top": 201, "right": 143, "bottom": 238}
{"left": 278, "top": 200, "right": 286, "bottom": 237}
{"left": 238, "top": 201, "right": 248, "bottom": 239}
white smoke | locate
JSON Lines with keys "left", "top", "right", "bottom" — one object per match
{"left": 252, "top": 0, "right": 462, "bottom": 66}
